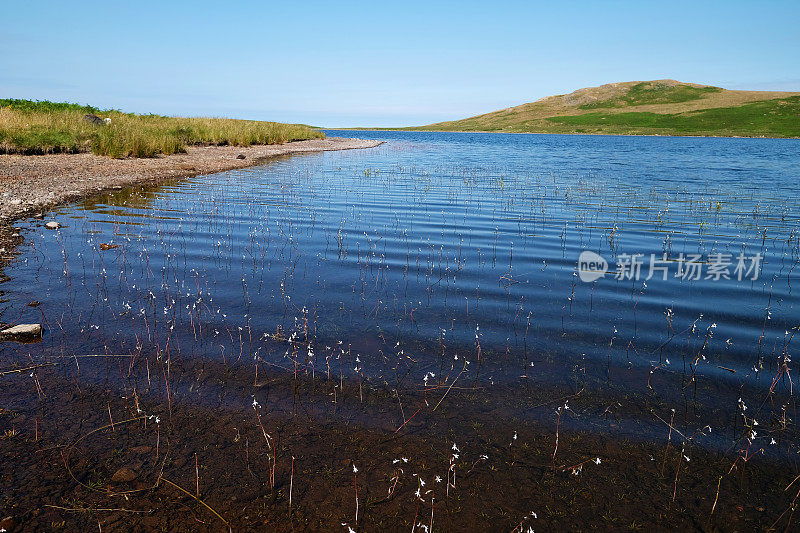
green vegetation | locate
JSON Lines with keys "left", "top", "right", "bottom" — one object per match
{"left": 0, "top": 99, "right": 104, "bottom": 114}
{"left": 550, "top": 96, "right": 800, "bottom": 137}
{"left": 0, "top": 99, "right": 323, "bottom": 158}
{"left": 578, "top": 82, "right": 723, "bottom": 109}
{"left": 407, "top": 80, "right": 800, "bottom": 138}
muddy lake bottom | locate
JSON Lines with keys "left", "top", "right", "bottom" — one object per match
{"left": 1, "top": 131, "right": 800, "bottom": 531}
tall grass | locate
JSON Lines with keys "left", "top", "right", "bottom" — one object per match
{"left": 0, "top": 99, "right": 324, "bottom": 158}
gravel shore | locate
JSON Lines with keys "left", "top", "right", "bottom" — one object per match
{"left": 0, "top": 137, "right": 383, "bottom": 268}
{"left": 0, "top": 137, "right": 383, "bottom": 224}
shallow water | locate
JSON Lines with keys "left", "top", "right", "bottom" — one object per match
{"left": 1, "top": 131, "right": 798, "bottom": 433}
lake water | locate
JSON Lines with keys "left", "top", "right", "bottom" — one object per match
{"left": 1, "top": 131, "right": 798, "bottom": 443}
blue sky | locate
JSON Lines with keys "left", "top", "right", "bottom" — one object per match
{"left": 2, "top": 0, "right": 799, "bottom": 127}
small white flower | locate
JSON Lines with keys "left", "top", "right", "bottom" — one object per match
{"left": 353, "top": 464, "right": 358, "bottom": 473}
{"left": 594, "top": 457, "right": 601, "bottom": 465}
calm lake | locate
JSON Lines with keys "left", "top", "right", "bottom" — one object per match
{"left": 2, "top": 130, "right": 798, "bottom": 444}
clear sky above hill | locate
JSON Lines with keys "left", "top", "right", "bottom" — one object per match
{"left": 2, "top": 0, "right": 799, "bottom": 127}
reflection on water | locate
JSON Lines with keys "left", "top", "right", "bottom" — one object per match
{"left": 1, "top": 131, "right": 798, "bottom": 444}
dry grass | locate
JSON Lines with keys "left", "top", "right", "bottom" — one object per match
{"left": 0, "top": 100, "right": 324, "bottom": 158}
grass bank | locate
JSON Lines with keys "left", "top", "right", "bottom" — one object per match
{"left": 0, "top": 99, "right": 324, "bottom": 158}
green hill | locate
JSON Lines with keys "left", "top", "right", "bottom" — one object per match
{"left": 409, "top": 80, "right": 800, "bottom": 138}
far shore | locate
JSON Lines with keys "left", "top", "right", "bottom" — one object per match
{"left": 327, "top": 127, "right": 800, "bottom": 139}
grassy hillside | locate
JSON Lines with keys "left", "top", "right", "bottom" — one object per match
{"left": 410, "top": 80, "right": 800, "bottom": 137}
{"left": 0, "top": 99, "right": 324, "bottom": 158}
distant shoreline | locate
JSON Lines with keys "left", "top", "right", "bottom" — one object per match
{"left": 326, "top": 128, "right": 800, "bottom": 140}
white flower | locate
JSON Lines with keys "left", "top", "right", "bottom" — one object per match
{"left": 594, "top": 457, "right": 601, "bottom": 465}
{"left": 435, "top": 476, "right": 442, "bottom": 483}
{"left": 353, "top": 464, "right": 358, "bottom": 473}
